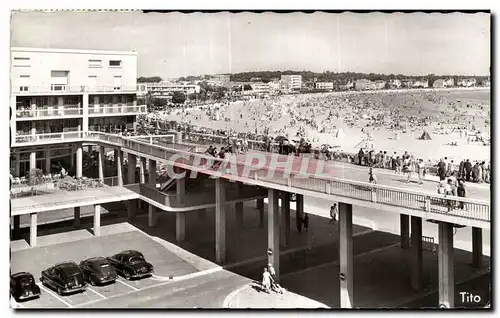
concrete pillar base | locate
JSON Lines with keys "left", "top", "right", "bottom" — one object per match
{"left": 12, "top": 215, "right": 20, "bottom": 239}
{"left": 176, "top": 213, "right": 186, "bottom": 242}
{"left": 268, "top": 189, "right": 280, "bottom": 281}
{"left": 410, "top": 216, "right": 423, "bottom": 291}
{"left": 215, "top": 178, "right": 226, "bottom": 264}
{"left": 438, "top": 222, "right": 455, "bottom": 308}
{"left": 30, "top": 213, "right": 37, "bottom": 247}
{"left": 339, "top": 202, "right": 353, "bottom": 308}
{"left": 94, "top": 204, "right": 101, "bottom": 236}
{"left": 400, "top": 214, "right": 410, "bottom": 249}
{"left": 148, "top": 205, "right": 158, "bottom": 227}
{"left": 74, "top": 207, "right": 81, "bottom": 227}
{"left": 472, "top": 227, "right": 483, "bottom": 268}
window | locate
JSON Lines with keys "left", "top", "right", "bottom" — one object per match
{"left": 13, "top": 57, "right": 30, "bottom": 67}
{"left": 109, "top": 60, "right": 122, "bottom": 67}
{"left": 88, "top": 59, "right": 102, "bottom": 68}
{"left": 18, "top": 75, "right": 30, "bottom": 91}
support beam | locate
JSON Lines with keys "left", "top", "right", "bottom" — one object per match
{"left": 410, "top": 216, "right": 423, "bottom": 291}
{"left": 15, "top": 151, "right": 20, "bottom": 177}
{"left": 472, "top": 227, "right": 482, "bottom": 268}
{"left": 29, "top": 150, "right": 36, "bottom": 171}
{"left": 44, "top": 150, "right": 51, "bottom": 174}
{"left": 94, "top": 204, "right": 101, "bottom": 236}
{"left": 296, "top": 194, "right": 304, "bottom": 231}
{"left": 235, "top": 183, "right": 244, "bottom": 229}
{"left": 176, "top": 178, "right": 185, "bottom": 204}
{"left": 12, "top": 215, "right": 20, "bottom": 239}
{"left": 70, "top": 144, "right": 76, "bottom": 170}
{"left": 87, "top": 145, "right": 92, "bottom": 154}
{"left": 74, "top": 207, "right": 81, "bottom": 227}
{"left": 215, "top": 178, "right": 226, "bottom": 264}
{"left": 116, "top": 149, "right": 123, "bottom": 186}
{"left": 257, "top": 198, "right": 264, "bottom": 228}
{"left": 127, "top": 154, "right": 137, "bottom": 219}
{"left": 76, "top": 144, "right": 83, "bottom": 178}
{"left": 176, "top": 213, "right": 186, "bottom": 242}
{"left": 98, "top": 146, "right": 104, "bottom": 183}
{"left": 339, "top": 202, "right": 354, "bottom": 308}
{"left": 280, "top": 192, "right": 291, "bottom": 247}
{"left": 400, "top": 214, "right": 410, "bottom": 249}
{"left": 148, "top": 204, "right": 157, "bottom": 227}
{"left": 148, "top": 159, "right": 157, "bottom": 185}
{"left": 139, "top": 157, "right": 146, "bottom": 184}
{"left": 268, "top": 189, "right": 280, "bottom": 281}
{"left": 438, "top": 222, "right": 455, "bottom": 308}
{"left": 30, "top": 213, "right": 37, "bottom": 247}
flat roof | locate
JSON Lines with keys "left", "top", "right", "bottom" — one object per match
{"left": 11, "top": 47, "right": 138, "bottom": 56}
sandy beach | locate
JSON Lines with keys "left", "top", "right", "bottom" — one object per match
{"left": 160, "top": 88, "right": 490, "bottom": 163}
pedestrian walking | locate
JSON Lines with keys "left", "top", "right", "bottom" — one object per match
{"left": 417, "top": 159, "right": 425, "bottom": 184}
{"left": 457, "top": 179, "right": 466, "bottom": 210}
{"left": 464, "top": 159, "right": 472, "bottom": 181}
{"left": 369, "top": 167, "right": 377, "bottom": 184}
{"left": 261, "top": 268, "right": 272, "bottom": 293}
{"left": 303, "top": 213, "right": 309, "bottom": 231}
{"left": 330, "top": 203, "right": 338, "bottom": 223}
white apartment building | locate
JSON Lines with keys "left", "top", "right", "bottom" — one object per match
{"left": 10, "top": 47, "right": 146, "bottom": 177}
{"left": 147, "top": 82, "right": 201, "bottom": 97}
{"left": 315, "top": 82, "right": 334, "bottom": 90}
{"left": 280, "top": 75, "right": 302, "bottom": 92}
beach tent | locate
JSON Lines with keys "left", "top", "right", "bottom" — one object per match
{"left": 335, "top": 128, "right": 345, "bottom": 139}
{"left": 419, "top": 131, "right": 432, "bottom": 140}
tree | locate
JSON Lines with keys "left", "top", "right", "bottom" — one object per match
{"left": 172, "top": 91, "right": 186, "bottom": 104}
{"left": 27, "top": 168, "right": 44, "bottom": 196}
{"left": 137, "top": 76, "right": 162, "bottom": 83}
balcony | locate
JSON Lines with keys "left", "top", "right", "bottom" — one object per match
{"left": 15, "top": 105, "right": 83, "bottom": 120}
{"left": 14, "top": 130, "right": 83, "bottom": 145}
{"left": 88, "top": 103, "right": 147, "bottom": 116}
{"left": 12, "top": 85, "right": 138, "bottom": 95}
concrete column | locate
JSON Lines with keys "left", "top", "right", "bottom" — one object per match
{"left": 339, "top": 202, "right": 353, "bottom": 308}
{"left": 438, "top": 222, "right": 455, "bottom": 308}
{"left": 44, "top": 149, "right": 51, "bottom": 174}
{"left": 127, "top": 154, "right": 137, "bottom": 219}
{"left": 87, "top": 145, "right": 92, "bottom": 153}
{"left": 98, "top": 146, "right": 104, "bottom": 182}
{"left": 148, "top": 159, "right": 157, "bottom": 185}
{"left": 176, "top": 177, "right": 185, "bottom": 204}
{"left": 127, "top": 153, "right": 136, "bottom": 185}
{"left": 139, "top": 157, "right": 146, "bottom": 184}
{"left": 30, "top": 213, "right": 37, "bottom": 247}
{"left": 15, "top": 151, "right": 20, "bottom": 177}
{"left": 472, "top": 227, "right": 482, "bottom": 268}
{"left": 257, "top": 198, "right": 264, "bottom": 228}
{"left": 410, "top": 216, "right": 423, "bottom": 291}
{"left": 235, "top": 183, "right": 244, "bottom": 229}
{"left": 76, "top": 144, "right": 83, "bottom": 178}
{"left": 296, "top": 194, "right": 304, "bottom": 230}
{"left": 82, "top": 92, "right": 89, "bottom": 132}
{"left": 215, "top": 178, "right": 226, "bottom": 264}
{"left": 94, "top": 204, "right": 101, "bottom": 236}
{"left": 148, "top": 204, "right": 157, "bottom": 227}
{"left": 29, "top": 150, "right": 36, "bottom": 171}
{"left": 74, "top": 207, "right": 81, "bottom": 227}
{"left": 280, "top": 192, "right": 291, "bottom": 247}
{"left": 400, "top": 214, "right": 410, "bottom": 249}
{"left": 12, "top": 215, "right": 20, "bottom": 239}
{"left": 268, "top": 189, "right": 280, "bottom": 281}
{"left": 116, "top": 149, "right": 123, "bottom": 186}
{"left": 176, "top": 213, "right": 186, "bottom": 242}
{"left": 70, "top": 144, "right": 76, "bottom": 170}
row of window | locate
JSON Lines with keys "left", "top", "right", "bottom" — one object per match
{"left": 12, "top": 57, "right": 122, "bottom": 68}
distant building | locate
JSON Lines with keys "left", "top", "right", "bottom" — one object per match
{"left": 250, "top": 83, "right": 270, "bottom": 96}
{"left": 280, "top": 75, "right": 302, "bottom": 92}
{"left": 137, "top": 83, "right": 148, "bottom": 96}
{"left": 388, "top": 79, "right": 401, "bottom": 89}
{"left": 433, "top": 79, "right": 445, "bottom": 88}
{"left": 412, "top": 79, "right": 429, "bottom": 88}
{"left": 267, "top": 81, "right": 281, "bottom": 95}
{"left": 250, "top": 77, "right": 262, "bottom": 82}
{"left": 210, "top": 74, "right": 230, "bottom": 84}
{"left": 372, "top": 80, "right": 386, "bottom": 90}
{"left": 355, "top": 79, "right": 371, "bottom": 90}
{"left": 148, "top": 82, "right": 200, "bottom": 97}
{"left": 401, "top": 79, "right": 414, "bottom": 88}
{"left": 443, "top": 78, "right": 454, "bottom": 87}
{"left": 457, "top": 78, "right": 477, "bottom": 87}
{"left": 315, "top": 82, "right": 334, "bottom": 90}
{"left": 482, "top": 79, "right": 490, "bottom": 87}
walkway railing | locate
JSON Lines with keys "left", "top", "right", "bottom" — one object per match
{"left": 88, "top": 105, "right": 147, "bottom": 115}
{"left": 10, "top": 131, "right": 490, "bottom": 223}
{"left": 16, "top": 106, "right": 83, "bottom": 119}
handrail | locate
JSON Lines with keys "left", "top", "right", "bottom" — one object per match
{"left": 11, "top": 131, "right": 490, "bottom": 223}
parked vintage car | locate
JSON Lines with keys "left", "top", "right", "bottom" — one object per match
{"left": 40, "top": 262, "right": 86, "bottom": 295}
{"left": 10, "top": 272, "right": 41, "bottom": 302}
{"left": 79, "top": 257, "right": 118, "bottom": 286}
{"left": 106, "top": 250, "right": 154, "bottom": 280}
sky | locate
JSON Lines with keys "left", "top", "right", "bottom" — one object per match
{"left": 10, "top": 11, "right": 490, "bottom": 78}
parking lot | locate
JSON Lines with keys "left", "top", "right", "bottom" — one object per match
{"left": 11, "top": 229, "right": 200, "bottom": 308}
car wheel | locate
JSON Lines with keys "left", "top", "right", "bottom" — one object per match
{"left": 57, "top": 286, "right": 63, "bottom": 296}
{"left": 123, "top": 270, "right": 131, "bottom": 280}
{"left": 90, "top": 278, "right": 96, "bottom": 286}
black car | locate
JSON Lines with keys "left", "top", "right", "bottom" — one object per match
{"left": 106, "top": 250, "right": 154, "bottom": 280}
{"left": 10, "top": 272, "right": 41, "bottom": 302}
{"left": 79, "top": 257, "right": 118, "bottom": 286}
{"left": 40, "top": 262, "right": 86, "bottom": 295}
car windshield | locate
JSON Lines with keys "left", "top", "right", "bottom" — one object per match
{"left": 20, "top": 277, "right": 33, "bottom": 286}
{"left": 99, "top": 263, "right": 114, "bottom": 275}
{"left": 128, "top": 256, "right": 145, "bottom": 264}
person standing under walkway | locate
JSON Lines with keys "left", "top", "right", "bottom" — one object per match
{"left": 330, "top": 203, "right": 338, "bottom": 224}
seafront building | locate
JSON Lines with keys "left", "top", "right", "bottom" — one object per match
{"left": 280, "top": 74, "right": 302, "bottom": 93}
{"left": 10, "top": 47, "right": 147, "bottom": 177}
